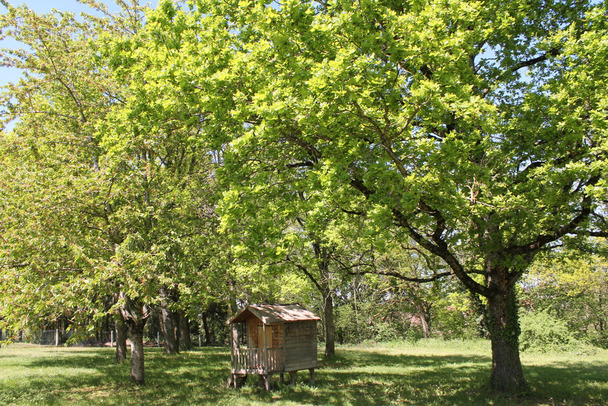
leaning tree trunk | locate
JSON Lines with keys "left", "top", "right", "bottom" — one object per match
{"left": 487, "top": 274, "right": 527, "bottom": 392}
{"left": 415, "top": 300, "right": 432, "bottom": 339}
{"left": 115, "top": 316, "right": 128, "bottom": 364}
{"left": 419, "top": 311, "right": 431, "bottom": 339}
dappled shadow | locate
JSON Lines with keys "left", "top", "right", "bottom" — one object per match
{"left": 0, "top": 347, "right": 129, "bottom": 405}
{"left": 2, "top": 347, "right": 230, "bottom": 405}
{"left": 525, "top": 360, "right": 608, "bottom": 404}
{"left": 2, "top": 345, "right": 607, "bottom": 405}
{"left": 309, "top": 352, "right": 492, "bottom": 406}
{"left": 321, "top": 348, "right": 491, "bottom": 369}
{"left": 140, "top": 347, "right": 233, "bottom": 403}
{"left": 116, "top": 347, "right": 497, "bottom": 405}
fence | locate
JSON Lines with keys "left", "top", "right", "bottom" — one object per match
{"left": 0, "top": 329, "right": 215, "bottom": 348}
{"left": 2, "top": 330, "right": 80, "bottom": 346}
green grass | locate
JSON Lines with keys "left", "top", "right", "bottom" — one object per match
{"left": 0, "top": 340, "right": 606, "bottom": 405}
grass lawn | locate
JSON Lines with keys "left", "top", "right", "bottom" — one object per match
{"left": 0, "top": 339, "right": 606, "bottom": 405}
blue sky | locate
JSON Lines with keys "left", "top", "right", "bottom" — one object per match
{"left": 0, "top": 1, "right": 127, "bottom": 131}
{"left": 1, "top": 0, "right": 122, "bottom": 89}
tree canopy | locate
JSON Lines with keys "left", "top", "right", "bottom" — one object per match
{"left": 1, "top": 0, "right": 607, "bottom": 394}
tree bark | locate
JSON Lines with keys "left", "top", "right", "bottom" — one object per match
{"left": 413, "top": 299, "right": 432, "bottom": 339}
{"left": 202, "top": 310, "right": 212, "bottom": 345}
{"left": 128, "top": 323, "right": 146, "bottom": 385}
{"left": 487, "top": 276, "right": 527, "bottom": 392}
{"left": 160, "top": 288, "right": 179, "bottom": 354}
{"left": 323, "top": 292, "right": 335, "bottom": 357}
{"left": 179, "top": 311, "right": 191, "bottom": 351}
{"left": 120, "top": 294, "right": 149, "bottom": 385}
{"left": 419, "top": 310, "right": 431, "bottom": 339}
{"left": 115, "top": 316, "right": 128, "bottom": 364}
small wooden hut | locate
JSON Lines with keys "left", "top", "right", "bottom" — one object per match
{"left": 227, "top": 303, "right": 320, "bottom": 390}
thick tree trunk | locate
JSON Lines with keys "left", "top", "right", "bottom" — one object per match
{"left": 115, "top": 317, "right": 128, "bottom": 364}
{"left": 160, "top": 288, "right": 179, "bottom": 355}
{"left": 179, "top": 312, "right": 191, "bottom": 351}
{"left": 120, "top": 294, "right": 149, "bottom": 385}
{"left": 323, "top": 293, "right": 335, "bottom": 357}
{"left": 487, "top": 284, "right": 527, "bottom": 392}
{"left": 129, "top": 324, "right": 146, "bottom": 385}
{"left": 160, "top": 307, "right": 179, "bottom": 354}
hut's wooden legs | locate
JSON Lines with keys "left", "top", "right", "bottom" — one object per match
{"left": 227, "top": 373, "right": 239, "bottom": 388}
{"left": 259, "top": 374, "right": 271, "bottom": 391}
{"left": 226, "top": 373, "right": 235, "bottom": 388}
{"left": 227, "top": 373, "right": 247, "bottom": 388}
{"left": 242, "top": 370, "right": 314, "bottom": 390}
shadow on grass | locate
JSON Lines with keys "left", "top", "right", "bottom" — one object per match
{"left": 5, "top": 347, "right": 230, "bottom": 405}
{"left": 525, "top": 361, "right": 608, "bottom": 405}
{"left": 1, "top": 345, "right": 607, "bottom": 405}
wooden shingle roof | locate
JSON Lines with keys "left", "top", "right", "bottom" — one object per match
{"left": 228, "top": 304, "right": 320, "bottom": 324}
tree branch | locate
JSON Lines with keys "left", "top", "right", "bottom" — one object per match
{"left": 391, "top": 207, "right": 491, "bottom": 297}
{"left": 348, "top": 268, "right": 452, "bottom": 283}
{"left": 508, "top": 188, "right": 595, "bottom": 256}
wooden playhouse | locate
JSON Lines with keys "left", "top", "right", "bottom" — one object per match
{"left": 226, "top": 303, "right": 320, "bottom": 390}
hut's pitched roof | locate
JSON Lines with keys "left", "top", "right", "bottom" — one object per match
{"left": 228, "top": 304, "right": 320, "bottom": 324}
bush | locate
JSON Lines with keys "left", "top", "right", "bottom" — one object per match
{"left": 590, "top": 333, "right": 608, "bottom": 349}
{"left": 519, "top": 310, "right": 588, "bottom": 353}
{"left": 404, "top": 327, "right": 424, "bottom": 342}
{"left": 373, "top": 322, "right": 402, "bottom": 342}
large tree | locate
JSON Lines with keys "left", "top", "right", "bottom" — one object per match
{"left": 16, "top": 0, "right": 604, "bottom": 393}
{"left": 190, "top": 0, "right": 607, "bottom": 392}
{"left": 0, "top": 0, "right": 222, "bottom": 384}
{"left": 0, "top": 0, "right": 143, "bottom": 345}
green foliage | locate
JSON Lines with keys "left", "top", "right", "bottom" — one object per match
{"left": 0, "top": 2, "right": 230, "bottom": 384}
{"left": 519, "top": 309, "right": 591, "bottom": 354}
{"left": 371, "top": 321, "right": 402, "bottom": 343}
{"left": 521, "top": 241, "right": 608, "bottom": 350}
{"left": 2, "top": 0, "right": 608, "bottom": 391}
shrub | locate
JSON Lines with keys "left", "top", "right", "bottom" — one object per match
{"left": 519, "top": 309, "right": 586, "bottom": 353}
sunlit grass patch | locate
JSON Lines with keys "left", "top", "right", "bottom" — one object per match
{"left": 0, "top": 341, "right": 607, "bottom": 405}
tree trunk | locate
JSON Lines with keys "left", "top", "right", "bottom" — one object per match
{"left": 179, "top": 311, "right": 191, "bottom": 351}
{"left": 115, "top": 316, "right": 128, "bottom": 364}
{"left": 160, "top": 288, "right": 179, "bottom": 355}
{"left": 119, "top": 294, "right": 149, "bottom": 385}
{"left": 128, "top": 323, "right": 146, "bottom": 385}
{"left": 323, "top": 292, "right": 335, "bottom": 357}
{"left": 202, "top": 310, "right": 212, "bottom": 345}
{"left": 414, "top": 300, "right": 432, "bottom": 339}
{"left": 160, "top": 307, "right": 179, "bottom": 354}
{"left": 419, "top": 312, "right": 431, "bottom": 339}
{"left": 487, "top": 284, "right": 527, "bottom": 392}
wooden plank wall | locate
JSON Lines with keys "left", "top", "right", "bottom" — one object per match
{"left": 246, "top": 318, "right": 262, "bottom": 348}
{"left": 284, "top": 321, "right": 318, "bottom": 371}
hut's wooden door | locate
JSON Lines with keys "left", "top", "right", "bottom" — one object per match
{"left": 257, "top": 325, "right": 272, "bottom": 348}
{"left": 257, "top": 325, "right": 280, "bottom": 371}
